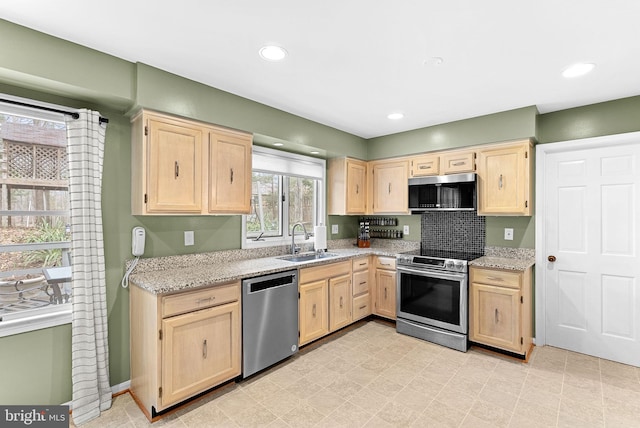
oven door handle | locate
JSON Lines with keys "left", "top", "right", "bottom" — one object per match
{"left": 396, "top": 266, "right": 466, "bottom": 281}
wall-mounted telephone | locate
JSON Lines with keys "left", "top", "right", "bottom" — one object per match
{"left": 132, "top": 226, "right": 146, "bottom": 256}
{"left": 123, "top": 227, "right": 146, "bottom": 288}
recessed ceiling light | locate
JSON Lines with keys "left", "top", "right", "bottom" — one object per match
{"left": 387, "top": 113, "right": 404, "bottom": 120}
{"left": 562, "top": 63, "right": 595, "bottom": 78}
{"left": 259, "top": 45, "right": 287, "bottom": 61}
{"left": 310, "top": 151, "right": 320, "bottom": 155}
{"left": 423, "top": 57, "right": 444, "bottom": 66}
{"left": 273, "top": 142, "right": 284, "bottom": 147}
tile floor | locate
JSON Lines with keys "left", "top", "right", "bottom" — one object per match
{"left": 73, "top": 320, "right": 640, "bottom": 427}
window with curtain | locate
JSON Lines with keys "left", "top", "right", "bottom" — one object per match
{"left": 0, "top": 98, "right": 72, "bottom": 337}
{"left": 242, "top": 146, "right": 325, "bottom": 248}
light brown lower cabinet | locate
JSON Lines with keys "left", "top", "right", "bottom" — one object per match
{"left": 130, "top": 281, "right": 241, "bottom": 417}
{"left": 351, "top": 256, "right": 371, "bottom": 321}
{"left": 161, "top": 302, "right": 240, "bottom": 407}
{"left": 373, "top": 256, "right": 397, "bottom": 320}
{"left": 299, "top": 260, "right": 352, "bottom": 346}
{"left": 329, "top": 274, "right": 353, "bottom": 331}
{"left": 469, "top": 265, "right": 532, "bottom": 357}
{"left": 299, "top": 279, "right": 329, "bottom": 345}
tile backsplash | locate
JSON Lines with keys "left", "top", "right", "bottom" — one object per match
{"left": 420, "top": 211, "right": 485, "bottom": 253}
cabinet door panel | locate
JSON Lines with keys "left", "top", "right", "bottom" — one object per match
{"left": 330, "top": 274, "right": 352, "bottom": 331}
{"left": 147, "top": 119, "right": 202, "bottom": 213}
{"left": 161, "top": 301, "right": 240, "bottom": 407}
{"left": 299, "top": 280, "right": 329, "bottom": 345}
{"left": 375, "top": 269, "right": 396, "bottom": 319}
{"left": 346, "top": 160, "right": 367, "bottom": 214}
{"left": 477, "top": 141, "right": 531, "bottom": 215}
{"left": 372, "top": 161, "right": 408, "bottom": 214}
{"left": 470, "top": 283, "right": 520, "bottom": 352}
{"left": 209, "top": 131, "right": 252, "bottom": 213}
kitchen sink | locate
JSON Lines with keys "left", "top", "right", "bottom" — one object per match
{"left": 277, "top": 252, "right": 340, "bottom": 263}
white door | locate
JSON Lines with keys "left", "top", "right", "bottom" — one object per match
{"left": 537, "top": 132, "right": 640, "bottom": 367}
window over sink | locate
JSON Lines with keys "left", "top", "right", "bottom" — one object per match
{"left": 242, "top": 146, "right": 325, "bottom": 249}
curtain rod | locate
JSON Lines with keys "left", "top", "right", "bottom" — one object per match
{"left": 0, "top": 98, "right": 109, "bottom": 124}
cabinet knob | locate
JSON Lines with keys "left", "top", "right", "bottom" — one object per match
{"left": 548, "top": 255, "right": 557, "bottom": 262}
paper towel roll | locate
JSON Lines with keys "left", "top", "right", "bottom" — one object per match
{"left": 314, "top": 225, "right": 327, "bottom": 251}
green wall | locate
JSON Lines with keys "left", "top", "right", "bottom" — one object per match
{"left": 2, "top": 18, "right": 640, "bottom": 406}
{"left": 538, "top": 96, "right": 640, "bottom": 143}
{"left": 0, "top": 19, "right": 366, "bottom": 405}
{"left": 366, "top": 106, "right": 538, "bottom": 159}
{"left": 0, "top": 325, "right": 71, "bottom": 405}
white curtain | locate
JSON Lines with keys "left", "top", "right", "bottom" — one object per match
{"left": 66, "top": 110, "right": 111, "bottom": 425}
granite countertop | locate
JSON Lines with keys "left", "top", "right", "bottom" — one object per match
{"left": 129, "top": 239, "right": 419, "bottom": 295}
{"left": 469, "top": 246, "right": 535, "bottom": 271}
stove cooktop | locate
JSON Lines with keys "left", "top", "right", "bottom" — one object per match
{"left": 397, "top": 248, "right": 483, "bottom": 272}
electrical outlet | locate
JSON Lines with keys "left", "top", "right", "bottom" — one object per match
{"left": 403, "top": 225, "right": 410, "bottom": 235}
{"left": 504, "top": 228, "right": 514, "bottom": 241}
{"left": 184, "top": 230, "right": 194, "bottom": 246}
{"left": 331, "top": 224, "right": 339, "bottom": 234}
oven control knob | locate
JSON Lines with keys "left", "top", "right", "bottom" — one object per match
{"left": 454, "top": 261, "right": 464, "bottom": 271}
{"left": 444, "top": 260, "right": 454, "bottom": 269}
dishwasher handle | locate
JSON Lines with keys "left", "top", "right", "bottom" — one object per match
{"left": 246, "top": 272, "right": 297, "bottom": 294}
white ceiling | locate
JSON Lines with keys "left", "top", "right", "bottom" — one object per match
{"left": 2, "top": 0, "right": 639, "bottom": 139}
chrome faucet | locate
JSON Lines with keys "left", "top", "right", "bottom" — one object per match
{"left": 291, "top": 223, "right": 309, "bottom": 254}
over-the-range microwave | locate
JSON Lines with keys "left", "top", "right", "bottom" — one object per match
{"left": 408, "top": 172, "right": 477, "bottom": 212}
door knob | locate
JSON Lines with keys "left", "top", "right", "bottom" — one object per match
{"left": 548, "top": 255, "right": 556, "bottom": 262}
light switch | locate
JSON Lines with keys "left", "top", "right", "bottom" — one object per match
{"left": 331, "top": 224, "right": 339, "bottom": 234}
{"left": 184, "top": 230, "right": 195, "bottom": 246}
{"left": 504, "top": 228, "right": 514, "bottom": 241}
{"left": 403, "top": 225, "right": 410, "bottom": 235}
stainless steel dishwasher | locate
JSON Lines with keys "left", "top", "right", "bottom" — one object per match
{"left": 242, "top": 270, "right": 299, "bottom": 378}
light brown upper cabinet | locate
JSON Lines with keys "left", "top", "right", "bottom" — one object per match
{"left": 131, "top": 110, "right": 252, "bottom": 215}
{"left": 476, "top": 139, "right": 533, "bottom": 216}
{"left": 131, "top": 113, "right": 204, "bottom": 214}
{"left": 369, "top": 159, "right": 409, "bottom": 214}
{"left": 328, "top": 157, "right": 367, "bottom": 215}
{"left": 409, "top": 154, "right": 440, "bottom": 177}
{"left": 207, "top": 129, "right": 252, "bottom": 214}
{"left": 440, "top": 150, "right": 476, "bottom": 174}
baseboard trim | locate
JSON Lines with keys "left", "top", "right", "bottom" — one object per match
{"left": 61, "top": 380, "right": 132, "bottom": 409}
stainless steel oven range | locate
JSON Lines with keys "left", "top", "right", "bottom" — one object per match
{"left": 396, "top": 249, "right": 482, "bottom": 352}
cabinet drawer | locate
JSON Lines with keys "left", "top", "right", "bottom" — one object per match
{"left": 300, "top": 260, "right": 351, "bottom": 284}
{"left": 352, "top": 270, "right": 369, "bottom": 296}
{"left": 471, "top": 267, "right": 521, "bottom": 289}
{"left": 162, "top": 281, "right": 240, "bottom": 318}
{"left": 441, "top": 151, "right": 475, "bottom": 174}
{"left": 410, "top": 154, "right": 440, "bottom": 177}
{"left": 375, "top": 256, "right": 396, "bottom": 270}
{"left": 352, "top": 257, "right": 369, "bottom": 272}
{"left": 353, "top": 293, "right": 370, "bottom": 321}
